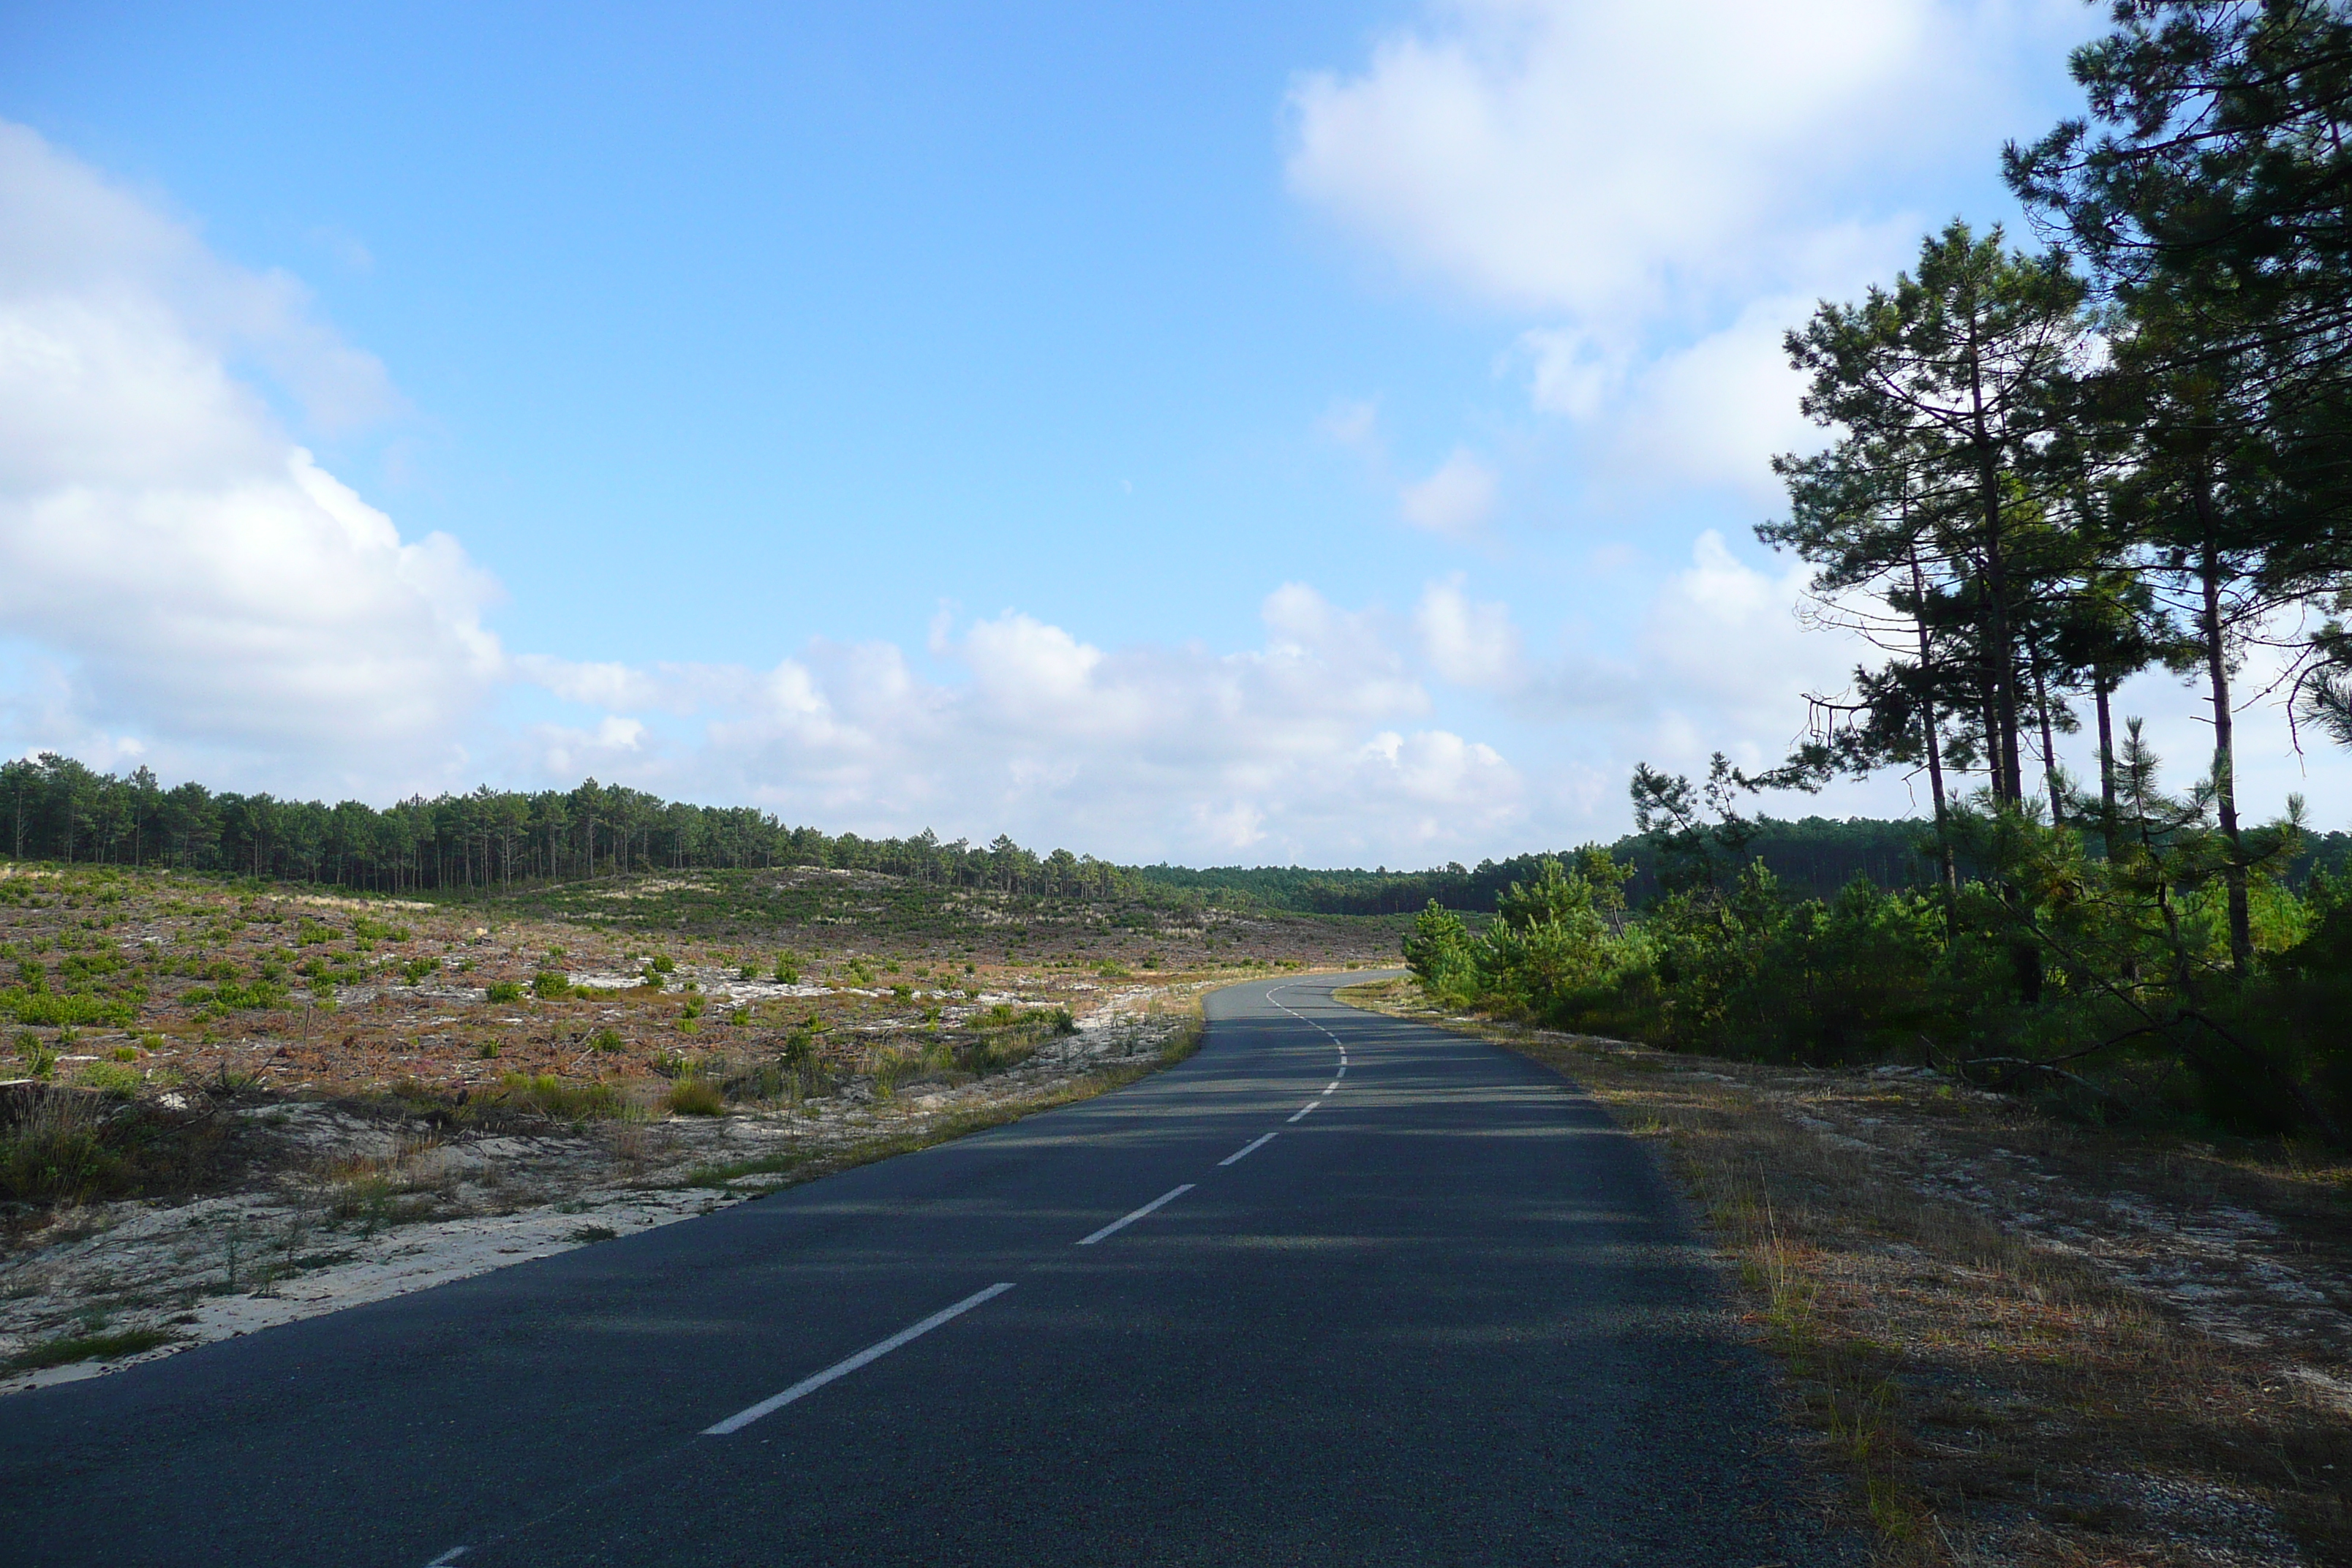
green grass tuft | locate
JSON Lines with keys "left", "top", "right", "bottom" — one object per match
{"left": 7, "top": 1327, "right": 178, "bottom": 1372}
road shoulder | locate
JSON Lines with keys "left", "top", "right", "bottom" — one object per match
{"left": 1335, "top": 977, "right": 2351, "bottom": 1568}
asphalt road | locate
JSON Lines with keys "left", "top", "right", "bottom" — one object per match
{"left": 1, "top": 973, "right": 1856, "bottom": 1567}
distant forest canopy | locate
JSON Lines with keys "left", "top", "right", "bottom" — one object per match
{"left": 1143, "top": 818, "right": 1947, "bottom": 913}
{"left": 0, "top": 753, "right": 1145, "bottom": 901}
{"left": 10, "top": 750, "right": 2344, "bottom": 915}
{"left": 1145, "top": 819, "right": 2352, "bottom": 915}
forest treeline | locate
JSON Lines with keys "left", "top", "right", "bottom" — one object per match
{"left": 9, "top": 743, "right": 2351, "bottom": 919}
{"left": 1407, "top": 1, "right": 2352, "bottom": 1148}
{"left": 1149, "top": 821, "right": 1954, "bottom": 914}
{"left": 0, "top": 753, "right": 1143, "bottom": 901}
{"left": 1151, "top": 823, "right": 2352, "bottom": 913}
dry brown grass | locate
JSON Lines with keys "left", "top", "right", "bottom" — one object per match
{"left": 1340, "top": 979, "right": 2352, "bottom": 1568}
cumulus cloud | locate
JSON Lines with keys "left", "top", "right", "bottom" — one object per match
{"left": 1286, "top": 0, "right": 2030, "bottom": 325}
{"left": 1287, "top": 2, "right": 2091, "bottom": 490}
{"left": 509, "top": 587, "right": 1529, "bottom": 863}
{"left": 1316, "top": 400, "right": 1510, "bottom": 537}
{"left": 1399, "top": 447, "right": 1499, "bottom": 535}
{"left": 0, "top": 121, "right": 500, "bottom": 774}
{"left": 1414, "top": 576, "right": 1522, "bottom": 689}
{"left": 1291, "top": 2, "right": 1888, "bottom": 322}
{"left": 1635, "top": 531, "right": 1842, "bottom": 735}
{"left": 1404, "top": 539, "right": 1850, "bottom": 777}
{"left": 1605, "top": 297, "right": 1825, "bottom": 500}
{"left": 1276, "top": 1, "right": 2152, "bottom": 820}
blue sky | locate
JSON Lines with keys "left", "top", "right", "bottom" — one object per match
{"left": 4, "top": 1, "right": 2340, "bottom": 864}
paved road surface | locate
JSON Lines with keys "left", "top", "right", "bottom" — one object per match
{"left": 1, "top": 973, "right": 1855, "bottom": 1567}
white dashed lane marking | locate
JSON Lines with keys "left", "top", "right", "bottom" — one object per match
{"left": 1268, "top": 983, "right": 1353, "bottom": 1117}
{"left": 1077, "top": 1184, "right": 1196, "bottom": 1246}
{"left": 1287, "top": 1101, "right": 1319, "bottom": 1123}
{"left": 1219, "top": 1132, "right": 1279, "bottom": 1166}
{"left": 702, "top": 1284, "right": 1017, "bottom": 1435}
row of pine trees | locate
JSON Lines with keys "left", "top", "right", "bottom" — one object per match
{"left": 1406, "top": 2, "right": 2352, "bottom": 1147}
{"left": 1745, "top": 1, "right": 2352, "bottom": 976}
{"left": 0, "top": 753, "right": 1137, "bottom": 902}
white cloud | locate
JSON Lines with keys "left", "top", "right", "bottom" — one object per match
{"left": 511, "top": 656, "right": 667, "bottom": 714}
{"left": 1415, "top": 576, "right": 1523, "bottom": 689}
{"left": 1398, "top": 540, "right": 1847, "bottom": 779}
{"left": 0, "top": 121, "right": 500, "bottom": 776}
{"left": 505, "top": 587, "right": 1532, "bottom": 863}
{"left": 1607, "top": 296, "right": 1823, "bottom": 500}
{"left": 1519, "top": 327, "right": 1616, "bottom": 420}
{"left": 1399, "top": 447, "right": 1499, "bottom": 535}
{"left": 1636, "top": 531, "right": 1841, "bottom": 735}
{"left": 1317, "top": 396, "right": 1382, "bottom": 454}
{"left": 0, "top": 124, "right": 402, "bottom": 434}
{"left": 1287, "top": 3, "right": 2096, "bottom": 496}
{"left": 1286, "top": 0, "right": 1947, "bottom": 319}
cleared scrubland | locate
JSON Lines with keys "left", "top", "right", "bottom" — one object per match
{"left": 0, "top": 860, "right": 1400, "bottom": 1390}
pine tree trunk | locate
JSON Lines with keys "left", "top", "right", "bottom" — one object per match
{"left": 2193, "top": 478, "right": 2253, "bottom": 976}
{"left": 1908, "top": 549, "right": 1958, "bottom": 896}
{"left": 2032, "top": 649, "right": 2065, "bottom": 822}
{"left": 1978, "top": 655, "right": 2005, "bottom": 802}
{"left": 1971, "top": 415, "right": 2022, "bottom": 800}
{"left": 2095, "top": 678, "right": 2119, "bottom": 853}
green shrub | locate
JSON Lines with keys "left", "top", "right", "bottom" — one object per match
{"left": 78, "top": 1060, "right": 140, "bottom": 1098}
{"left": 0, "top": 1093, "right": 125, "bottom": 1202}
{"left": 530, "top": 970, "right": 572, "bottom": 1000}
{"left": 587, "top": 1028, "right": 625, "bottom": 1053}
{"left": 484, "top": 981, "right": 523, "bottom": 1003}
{"left": 666, "top": 1079, "right": 725, "bottom": 1116}
{"left": 15, "top": 1030, "right": 58, "bottom": 1079}
{"left": 1402, "top": 902, "right": 1479, "bottom": 1003}
{"left": 491, "top": 1072, "right": 619, "bottom": 1120}
{"left": 1, "top": 990, "right": 135, "bottom": 1028}
{"left": 181, "top": 979, "right": 288, "bottom": 1013}
{"left": 5, "top": 1327, "right": 175, "bottom": 1373}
